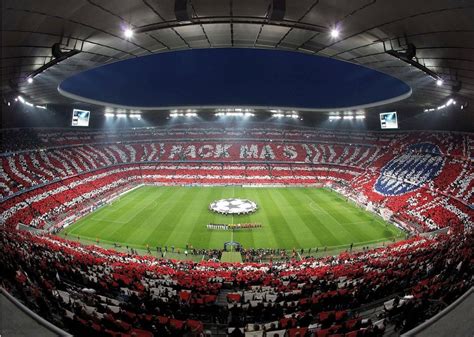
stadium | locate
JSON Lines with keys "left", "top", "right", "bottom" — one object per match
{"left": 0, "top": 1, "right": 473, "bottom": 337}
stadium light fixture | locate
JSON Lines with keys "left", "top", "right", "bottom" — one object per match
{"left": 104, "top": 113, "right": 115, "bottom": 117}
{"left": 343, "top": 115, "right": 354, "bottom": 120}
{"left": 185, "top": 112, "right": 197, "bottom": 117}
{"left": 436, "top": 79, "right": 443, "bottom": 86}
{"left": 124, "top": 28, "right": 134, "bottom": 39}
{"left": 272, "top": 113, "right": 284, "bottom": 118}
{"left": 18, "top": 96, "right": 25, "bottom": 103}
{"left": 226, "top": 112, "right": 244, "bottom": 117}
{"left": 25, "top": 101, "right": 34, "bottom": 107}
{"left": 330, "top": 28, "right": 340, "bottom": 38}
{"left": 36, "top": 105, "right": 47, "bottom": 109}
{"left": 328, "top": 116, "right": 341, "bottom": 121}
{"left": 27, "top": 77, "right": 33, "bottom": 84}
{"left": 116, "top": 113, "right": 127, "bottom": 118}
{"left": 355, "top": 115, "right": 365, "bottom": 120}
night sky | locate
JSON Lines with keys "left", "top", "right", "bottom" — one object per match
{"left": 59, "top": 48, "right": 411, "bottom": 109}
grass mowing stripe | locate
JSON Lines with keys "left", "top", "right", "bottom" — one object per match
{"left": 124, "top": 188, "right": 172, "bottom": 244}
{"left": 272, "top": 189, "right": 318, "bottom": 247}
{"left": 285, "top": 189, "right": 324, "bottom": 247}
{"left": 164, "top": 187, "right": 212, "bottom": 247}
{"left": 174, "top": 187, "right": 213, "bottom": 249}
{"left": 147, "top": 187, "right": 192, "bottom": 247}
{"left": 302, "top": 189, "right": 355, "bottom": 244}
{"left": 262, "top": 189, "right": 301, "bottom": 248}
{"left": 234, "top": 188, "right": 272, "bottom": 249}
{"left": 290, "top": 189, "right": 342, "bottom": 246}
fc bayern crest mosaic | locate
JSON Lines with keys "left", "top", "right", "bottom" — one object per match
{"left": 374, "top": 143, "right": 445, "bottom": 196}
{"left": 209, "top": 198, "right": 258, "bottom": 215}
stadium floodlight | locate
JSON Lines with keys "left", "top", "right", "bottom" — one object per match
{"left": 170, "top": 112, "right": 184, "bottom": 117}
{"left": 330, "top": 28, "right": 340, "bottom": 38}
{"left": 18, "top": 96, "right": 25, "bottom": 103}
{"left": 116, "top": 113, "right": 127, "bottom": 118}
{"left": 343, "top": 115, "right": 354, "bottom": 120}
{"left": 36, "top": 105, "right": 47, "bottom": 109}
{"left": 104, "top": 113, "right": 115, "bottom": 117}
{"left": 272, "top": 113, "right": 284, "bottom": 118}
{"left": 244, "top": 112, "right": 255, "bottom": 117}
{"left": 226, "top": 112, "right": 244, "bottom": 116}
{"left": 328, "top": 116, "right": 341, "bottom": 121}
{"left": 124, "top": 28, "right": 134, "bottom": 39}
{"left": 27, "top": 77, "right": 33, "bottom": 84}
{"left": 355, "top": 115, "right": 365, "bottom": 120}
{"left": 436, "top": 79, "right": 443, "bottom": 86}
{"left": 185, "top": 112, "right": 197, "bottom": 117}
{"left": 25, "top": 101, "right": 34, "bottom": 107}
{"left": 8, "top": 102, "right": 11, "bottom": 106}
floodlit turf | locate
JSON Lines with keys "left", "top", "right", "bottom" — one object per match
{"left": 61, "top": 186, "right": 403, "bottom": 250}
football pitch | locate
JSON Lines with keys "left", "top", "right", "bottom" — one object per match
{"left": 61, "top": 185, "right": 403, "bottom": 251}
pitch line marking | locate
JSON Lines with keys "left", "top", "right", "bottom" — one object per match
{"left": 304, "top": 194, "right": 348, "bottom": 230}
{"left": 308, "top": 202, "right": 329, "bottom": 214}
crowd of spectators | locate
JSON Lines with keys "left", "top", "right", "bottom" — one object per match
{"left": 0, "top": 228, "right": 472, "bottom": 336}
{"left": 0, "top": 126, "right": 473, "bottom": 335}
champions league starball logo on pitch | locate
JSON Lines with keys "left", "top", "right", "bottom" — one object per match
{"left": 209, "top": 198, "right": 258, "bottom": 215}
{"left": 374, "top": 143, "right": 445, "bottom": 196}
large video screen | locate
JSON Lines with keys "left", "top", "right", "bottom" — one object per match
{"left": 71, "top": 109, "right": 90, "bottom": 127}
{"left": 380, "top": 112, "right": 398, "bottom": 129}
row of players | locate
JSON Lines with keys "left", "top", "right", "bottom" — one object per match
{"left": 207, "top": 223, "right": 263, "bottom": 230}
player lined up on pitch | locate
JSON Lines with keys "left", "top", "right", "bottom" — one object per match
{"left": 207, "top": 223, "right": 262, "bottom": 230}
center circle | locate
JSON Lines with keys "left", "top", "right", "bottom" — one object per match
{"left": 209, "top": 198, "right": 258, "bottom": 215}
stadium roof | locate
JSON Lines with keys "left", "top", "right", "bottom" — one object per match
{"left": 2, "top": 0, "right": 474, "bottom": 111}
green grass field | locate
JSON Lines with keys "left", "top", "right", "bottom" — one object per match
{"left": 61, "top": 186, "right": 403, "bottom": 251}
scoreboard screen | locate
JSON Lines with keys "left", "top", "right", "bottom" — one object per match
{"left": 380, "top": 112, "right": 398, "bottom": 129}
{"left": 72, "top": 109, "right": 90, "bottom": 127}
